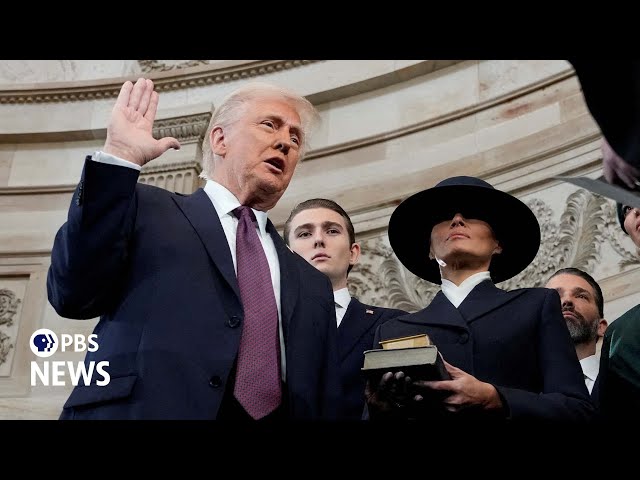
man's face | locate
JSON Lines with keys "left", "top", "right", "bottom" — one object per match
{"left": 211, "top": 97, "right": 303, "bottom": 210}
{"left": 287, "top": 207, "right": 360, "bottom": 290}
{"left": 429, "top": 213, "right": 501, "bottom": 266}
{"left": 623, "top": 206, "right": 640, "bottom": 248}
{"left": 545, "top": 273, "right": 602, "bottom": 345}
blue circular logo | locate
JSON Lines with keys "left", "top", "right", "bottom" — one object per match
{"left": 30, "top": 329, "right": 58, "bottom": 357}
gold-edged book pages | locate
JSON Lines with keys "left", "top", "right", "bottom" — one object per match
{"left": 379, "top": 334, "right": 431, "bottom": 350}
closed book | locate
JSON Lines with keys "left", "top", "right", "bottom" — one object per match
{"left": 361, "top": 345, "right": 451, "bottom": 381}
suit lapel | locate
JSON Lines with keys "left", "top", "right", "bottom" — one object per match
{"left": 457, "top": 280, "right": 527, "bottom": 324}
{"left": 338, "top": 298, "right": 379, "bottom": 360}
{"left": 172, "top": 189, "right": 241, "bottom": 301}
{"left": 267, "top": 220, "right": 299, "bottom": 336}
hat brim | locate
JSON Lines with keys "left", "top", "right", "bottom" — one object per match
{"left": 388, "top": 185, "right": 541, "bottom": 284}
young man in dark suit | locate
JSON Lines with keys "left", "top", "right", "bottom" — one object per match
{"left": 284, "top": 198, "right": 407, "bottom": 419}
{"left": 365, "top": 176, "right": 594, "bottom": 424}
{"left": 48, "top": 78, "right": 340, "bottom": 420}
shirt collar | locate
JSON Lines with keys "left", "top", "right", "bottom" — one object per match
{"left": 204, "top": 180, "right": 269, "bottom": 237}
{"left": 333, "top": 287, "right": 352, "bottom": 309}
{"left": 441, "top": 271, "right": 492, "bottom": 299}
{"left": 579, "top": 353, "right": 600, "bottom": 381}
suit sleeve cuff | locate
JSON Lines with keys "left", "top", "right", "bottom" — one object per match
{"left": 91, "top": 151, "right": 142, "bottom": 171}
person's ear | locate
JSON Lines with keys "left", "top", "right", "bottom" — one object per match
{"left": 493, "top": 242, "right": 503, "bottom": 255}
{"left": 349, "top": 242, "right": 361, "bottom": 267}
{"left": 211, "top": 126, "right": 226, "bottom": 156}
{"left": 597, "top": 318, "right": 608, "bottom": 338}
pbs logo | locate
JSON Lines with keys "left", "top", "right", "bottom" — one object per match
{"left": 30, "top": 328, "right": 58, "bottom": 357}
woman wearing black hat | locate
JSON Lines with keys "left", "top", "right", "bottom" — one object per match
{"left": 365, "top": 176, "right": 594, "bottom": 423}
{"left": 598, "top": 203, "right": 640, "bottom": 424}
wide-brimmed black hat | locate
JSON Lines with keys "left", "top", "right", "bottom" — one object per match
{"left": 388, "top": 176, "right": 541, "bottom": 284}
{"left": 617, "top": 202, "right": 629, "bottom": 235}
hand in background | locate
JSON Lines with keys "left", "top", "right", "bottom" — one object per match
{"left": 602, "top": 137, "right": 640, "bottom": 189}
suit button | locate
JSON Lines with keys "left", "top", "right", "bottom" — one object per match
{"left": 226, "top": 315, "right": 241, "bottom": 328}
{"left": 209, "top": 376, "right": 222, "bottom": 388}
{"left": 459, "top": 332, "right": 470, "bottom": 344}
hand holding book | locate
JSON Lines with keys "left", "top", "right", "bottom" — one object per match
{"left": 411, "top": 360, "right": 504, "bottom": 414}
{"left": 364, "top": 334, "right": 504, "bottom": 419}
{"left": 363, "top": 334, "right": 451, "bottom": 419}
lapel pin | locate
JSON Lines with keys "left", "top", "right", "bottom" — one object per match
{"left": 366, "top": 309, "right": 374, "bottom": 314}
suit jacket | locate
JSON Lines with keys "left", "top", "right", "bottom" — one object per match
{"left": 570, "top": 59, "right": 640, "bottom": 169}
{"left": 338, "top": 298, "right": 406, "bottom": 420}
{"left": 372, "top": 280, "right": 594, "bottom": 423}
{"left": 597, "top": 304, "right": 640, "bottom": 424}
{"left": 47, "top": 158, "right": 341, "bottom": 420}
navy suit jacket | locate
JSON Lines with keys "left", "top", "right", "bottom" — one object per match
{"left": 338, "top": 298, "right": 406, "bottom": 419}
{"left": 48, "top": 158, "right": 341, "bottom": 420}
{"left": 373, "top": 280, "right": 595, "bottom": 423}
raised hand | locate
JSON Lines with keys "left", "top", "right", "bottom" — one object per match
{"left": 103, "top": 78, "right": 181, "bottom": 167}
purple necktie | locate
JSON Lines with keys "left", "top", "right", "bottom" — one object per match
{"left": 232, "top": 206, "right": 282, "bottom": 419}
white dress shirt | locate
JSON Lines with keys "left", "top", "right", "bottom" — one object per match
{"left": 90, "top": 151, "right": 286, "bottom": 378}
{"left": 334, "top": 287, "right": 352, "bottom": 328}
{"left": 579, "top": 353, "right": 600, "bottom": 394}
{"left": 440, "top": 271, "right": 492, "bottom": 308}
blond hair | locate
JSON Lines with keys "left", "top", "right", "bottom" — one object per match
{"left": 200, "top": 82, "right": 320, "bottom": 180}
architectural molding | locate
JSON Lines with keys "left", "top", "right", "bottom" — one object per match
{"left": 152, "top": 112, "right": 212, "bottom": 145}
{"left": 0, "top": 110, "right": 212, "bottom": 144}
{"left": 305, "top": 68, "right": 575, "bottom": 161}
{"left": 140, "top": 160, "right": 202, "bottom": 175}
{"left": 139, "top": 161, "right": 202, "bottom": 194}
{"left": 138, "top": 60, "right": 211, "bottom": 73}
{"left": 0, "top": 60, "right": 318, "bottom": 104}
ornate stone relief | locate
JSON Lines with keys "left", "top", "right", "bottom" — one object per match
{"left": 152, "top": 112, "right": 211, "bottom": 145}
{"left": 138, "top": 60, "right": 211, "bottom": 73}
{"left": 0, "top": 289, "right": 20, "bottom": 366}
{"left": 348, "top": 189, "right": 640, "bottom": 312}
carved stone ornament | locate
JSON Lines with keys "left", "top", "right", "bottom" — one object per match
{"left": 0, "top": 331, "right": 12, "bottom": 367}
{"left": 152, "top": 113, "right": 211, "bottom": 145}
{"left": 0, "top": 289, "right": 21, "bottom": 327}
{"left": 138, "top": 60, "right": 211, "bottom": 73}
{"left": 349, "top": 189, "right": 640, "bottom": 312}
